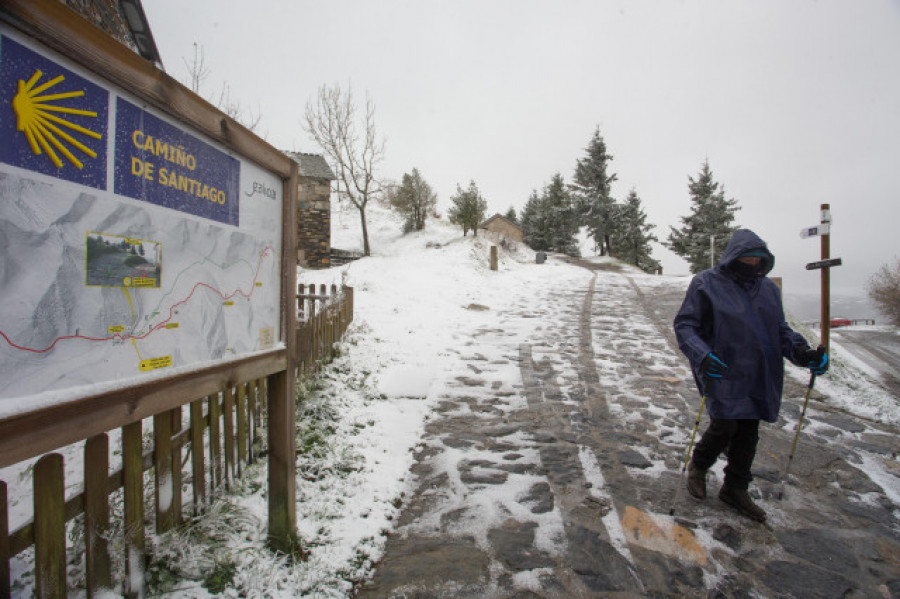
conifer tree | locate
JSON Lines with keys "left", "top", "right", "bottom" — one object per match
{"left": 571, "top": 127, "right": 618, "bottom": 255}
{"left": 520, "top": 190, "right": 548, "bottom": 251}
{"left": 614, "top": 189, "right": 660, "bottom": 273}
{"left": 522, "top": 175, "right": 579, "bottom": 255}
{"left": 504, "top": 206, "right": 518, "bottom": 224}
{"left": 391, "top": 168, "right": 437, "bottom": 233}
{"left": 543, "top": 174, "right": 580, "bottom": 255}
{"left": 448, "top": 180, "right": 488, "bottom": 237}
{"left": 666, "top": 160, "right": 740, "bottom": 273}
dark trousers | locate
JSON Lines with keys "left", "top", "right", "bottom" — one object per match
{"left": 691, "top": 418, "right": 760, "bottom": 490}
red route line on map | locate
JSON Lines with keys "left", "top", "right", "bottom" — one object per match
{"left": 0, "top": 247, "right": 274, "bottom": 355}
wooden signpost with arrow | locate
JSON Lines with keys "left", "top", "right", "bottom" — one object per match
{"left": 800, "top": 203, "right": 842, "bottom": 354}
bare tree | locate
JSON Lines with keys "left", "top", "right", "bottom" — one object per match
{"left": 216, "top": 83, "right": 263, "bottom": 132}
{"left": 183, "top": 43, "right": 210, "bottom": 94}
{"left": 181, "top": 43, "right": 263, "bottom": 134}
{"left": 304, "top": 83, "right": 384, "bottom": 256}
{"left": 867, "top": 257, "right": 900, "bottom": 326}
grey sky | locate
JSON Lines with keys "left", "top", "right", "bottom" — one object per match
{"left": 143, "top": 0, "right": 900, "bottom": 294}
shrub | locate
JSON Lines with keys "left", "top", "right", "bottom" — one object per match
{"left": 867, "top": 258, "right": 900, "bottom": 326}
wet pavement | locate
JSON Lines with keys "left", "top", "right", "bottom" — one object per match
{"left": 832, "top": 327, "right": 900, "bottom": 399}
{"left": 357, "top": 260, "right": 900, "bottom": 598}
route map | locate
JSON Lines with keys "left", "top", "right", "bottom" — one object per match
{"left": 0, "top": 170, "right": 282, "bottom": 402}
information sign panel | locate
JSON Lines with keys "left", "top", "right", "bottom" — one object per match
{"left": 0, "top": 28, "right": 284, "bottom": 406}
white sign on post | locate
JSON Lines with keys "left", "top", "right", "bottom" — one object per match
{"left": 800, "top": 223, "right": 830, "bottom": 239}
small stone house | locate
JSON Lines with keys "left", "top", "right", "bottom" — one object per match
{"left": 480, "top": 213, "right": 524, "bottom": 243}
{"left": 285, "top": 152, "right": 336, "bottom": 269}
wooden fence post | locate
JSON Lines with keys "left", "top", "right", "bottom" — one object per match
{"left": 267, "top": 368, "right": 297, "bottom": 554}
{"left": 122, "top": 421, "right": 144, "bottom": 598}
{"left": 209, "top": 393, "right": 222, "bottom": 490}
{"left": 331, "top": 284, "right": 338, "bottom": 355}
{"left": 190, "top": 400, "right": 206, "bottom": 510}
{"left": 34, "top": 454, "right": 65, "bottom": 599}
{"left": 320, "top": 284, "right": 327, "bottom": 364}
{"left": 153, "top": 412, "right": 174, "bottom": 533}
{"left": 236, "top": 383, "right": 247, "bottom": 473}
{"left": 223, "top": 386, "right": 235, "bottom": 489}
{"left": 297, "top": 283, "right": 305, "bottom": 320}
{"left": 170, "top": 407, "right": 182, "bottom": 523}
{"left": 348, "top": 286, "right": 354, "bottom": 324}
{"left": 247, "top": 380, "right": 258, "bottom": 463}
{"left": 1, "top": 480, "right": 10, "bottom": 598}
{"left": 84, "top": 435, "right": 112, "bottom": 595}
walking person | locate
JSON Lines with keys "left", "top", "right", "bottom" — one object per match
{"left": 673, "top": 229, "right": 828, "bottom": 522}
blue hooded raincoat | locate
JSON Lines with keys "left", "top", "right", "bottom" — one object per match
{"left": 673, "top": 229, "right": 809, "bottom": 423}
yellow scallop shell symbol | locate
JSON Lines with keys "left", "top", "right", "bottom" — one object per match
{"left": 11, "top": 69, "right": 102, "bottom": 169}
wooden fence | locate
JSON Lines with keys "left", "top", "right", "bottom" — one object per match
{"left": 297, "top": 284, "right": 355, "bottom": 378}
{"left": 0, "top": 286, "right": 353, "bottom": 598}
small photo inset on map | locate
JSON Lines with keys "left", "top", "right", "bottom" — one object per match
{"left": 85, "top": 232, "right": 162, "bottom": 288}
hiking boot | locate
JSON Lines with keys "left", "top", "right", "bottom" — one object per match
{"left": 687, "top": 462, "right": 707, "bottom": 499}
{"left": 719, "top": 485, "right": 766, "bottom": 522}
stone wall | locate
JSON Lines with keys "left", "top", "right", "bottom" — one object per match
{"left": 62, "top": 0, "right": 137, "bottom": 50}
{"left": 297, "top": 177, "right": 331, "bottom": 268}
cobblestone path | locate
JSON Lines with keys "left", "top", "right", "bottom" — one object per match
{"left": 358, "top": 261, "right": 900, "bottom": 598}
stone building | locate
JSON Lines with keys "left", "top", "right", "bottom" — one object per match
{"left": 285, "top": 152, "right": 336, "bottom": 269}
{"left": 480, "top": 213, "right": 524, "bottom": 243}
{"left": 62, "top": 0, "right": 161, "bottom": 63}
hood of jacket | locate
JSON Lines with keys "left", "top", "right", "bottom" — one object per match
{"left": 718, "top": 229, "right": 775, "bottom": 277}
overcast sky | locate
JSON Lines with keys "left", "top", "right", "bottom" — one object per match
{"left": 143, "top": 0, "right": 900, "bottom": 294}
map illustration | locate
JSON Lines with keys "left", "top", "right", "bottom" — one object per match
{"left": 0, "top": 171, "right": 281, "bottom": 402}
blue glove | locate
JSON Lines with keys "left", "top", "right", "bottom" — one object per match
{"left": 798, "top": 345, "right": 828, "bottom": 375}
{"left": 700, "top": 352, "right": 728, "bottom": 378}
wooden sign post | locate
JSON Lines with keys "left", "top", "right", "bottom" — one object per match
{"left": 820, "top": 204, "right": 832, "bottom": 354}
{"left": 801, "top": 204, "right": 841, "bottom": 355}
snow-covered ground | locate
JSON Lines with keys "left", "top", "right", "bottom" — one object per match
{"left": 2, "top": 202, "right": 897, "bottom": 597}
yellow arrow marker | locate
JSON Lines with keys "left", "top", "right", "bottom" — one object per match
{"left": 621, "top": 505, "right": 707, "bottom": 566}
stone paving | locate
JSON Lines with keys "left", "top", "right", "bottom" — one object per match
{"left": 357, "top": 260, "right": 900, "bottom": 598}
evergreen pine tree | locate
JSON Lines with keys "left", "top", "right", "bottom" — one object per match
{"left": 614, "top": 189, "right": 660, "bottom": 273}
{"left": 522, "top": 175, "right": 579, "bottom": 255}
{"left": 504, "top": 206, "right": 518, "bottom": 224}
{"left": 448, "top": 180, "right": 488, "bottom": 237}
{"left": 521, "top": 190, "right": 548, "bottom": 251}
{"left": 543, "top": 174, "right": 580, "bottom": 256}
{"left": 571, "top": 127, "right": 618, "bottom": 255}
{"left": 391, "top": 168, "right": 437, "bottom": 233}
{"left": 666, "top": 160, "right": 741, "bottom": 273}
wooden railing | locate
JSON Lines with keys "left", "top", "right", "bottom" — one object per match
{"left": 0, "top": 287, "right": 353, "bottom": 597}
{"left": 297, "top": 284, "right": 355, "bottom": 378}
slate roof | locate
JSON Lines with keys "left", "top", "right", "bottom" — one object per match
{"left": 284, "top": 151, "right": 336, "bottom": 180}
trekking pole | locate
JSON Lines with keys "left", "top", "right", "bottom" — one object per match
{"left": 669, "top": 392, "right": 707, "bottom": 516}
{"left": 778, "top": 370, "right": 817, "bottom": 500}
